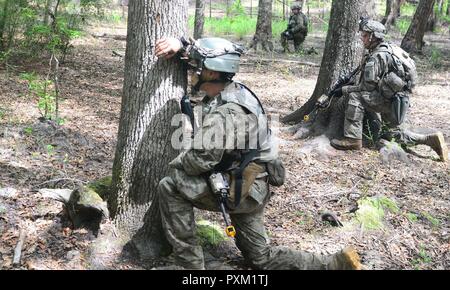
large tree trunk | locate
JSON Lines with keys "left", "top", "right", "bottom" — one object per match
{"left": 382, "top": 0, "right": 402, "bottom": 30}
{"left": 282, "top": 0, "right": 375, "bottom": 131}
{"left": 249, "top": 0, "right": 273, "bottom": 51}
{"left": 194, "top": 0, "right": 205, "bottom": 39}
{"left": 401, "top": 0, "right": 436, "bottom": 53}
{"left": 109, "top": 0, "right": 188, "bottom": 259}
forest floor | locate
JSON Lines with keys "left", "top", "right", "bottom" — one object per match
{"left": 0, "top": 20, "right": 449, "bottom": 270}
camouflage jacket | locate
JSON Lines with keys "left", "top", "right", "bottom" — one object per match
{"left": 288, "top": 12, "right": 308, "bottom": 34}
{"left": 344, "top": 42, "right": 398, "bottom": 94}
{"left": 170, "top": 82, "right": 277, "bottom": 176}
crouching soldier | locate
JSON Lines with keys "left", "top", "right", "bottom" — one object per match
{"left": 330, "top": 18, "right": 448, "bottom": 162}
{"left": 154, "top": 36, "right": 363, "bottom": 270}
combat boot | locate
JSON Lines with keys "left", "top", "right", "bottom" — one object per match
{"left": 328, "top": 247, "right": 362, "bottom": 270}
{"left": 422, "top": 132, "right": 448, "bottom": 162}
{"left": 330, "top": 137, "right": 362, "bottom": 150}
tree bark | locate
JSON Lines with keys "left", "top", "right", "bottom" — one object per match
{"left": 110, "top": 0, "right": 188, "bottom": 259}
{"left": 282, "top": 0, "right": 375, "bottom": 129}
{"left": 0, "top": 0, "right": 11, "bottom": 51}
{"left": 437, "top": 0, "right": 444, "bottom": 13}
{"left": 426, "top": 6, "right": 437, "bottom": 32}
{"left": 382, "top": 0, "right": 401, "bottom": 30}
{"left": 43, "top": 0, "right": 53, "bottom": 26}
{"left": 194, "top": 0, "right": 205, "bottom": 39}
{"left": 249, "top": 0, "right": 273, "bottom": 51}
{"left": 401, "top": 0, "right": 436, "bottom": 53}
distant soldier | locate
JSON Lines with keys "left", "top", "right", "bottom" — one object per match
{"left": 281, "top": 3, "right": 308, "bottom": 53}
{"left": 330, "top": 18, "right": 448, "bottom": 162}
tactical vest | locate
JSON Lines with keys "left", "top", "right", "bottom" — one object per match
{"left": 211, "top": 82, "right": 282, "bottom": 207}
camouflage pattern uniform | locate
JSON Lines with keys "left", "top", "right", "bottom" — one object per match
{"left": 281, "top": 12, "right": 308, "bottom": 52}
{"left": 341, "top": 42, "right": 440, "bottom": 148}
{"left": 158, "top": 81, "right": 359, "bottom": 270}
{"left": 341, "top": 42, "right": 409, "bottom": 141}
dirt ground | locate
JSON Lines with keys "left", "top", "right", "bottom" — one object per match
{"left": 0, "top": 16, "right": 449, "bottom": 270}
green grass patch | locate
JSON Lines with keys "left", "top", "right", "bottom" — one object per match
{"left": 0, "top": 107, "right": 6, "bottom": 119}
{"left": 406, "top": 212, "right": 418, "bottom": 223}
{"left": 355, "top": 196, "right": 399, "bottom": 230}
{"left": 412, "top": 245, "right": 433, "bottom": 269}
{"left": 305, "top": 0, "right": 329, "bottom": 9}
{"left": 421, "top": 211, "right": 440, "bottom": 227}
{"left": 196, "top": 220, "right": 227, "bottom": 246}
{"left": 396, "top": 17, "right": 411, "bottom": 34}
{"left": 295, "top": 211, "right": 314, "bottom": 226}
{"left": 189, "top": 15, "right": 289, "bottom": 40}
{"left": 23, "top": 126, "right": 33, "bottom": 136}
{"left": 401, "top": 2, "right": 417, "bottom": 17}
{"left": 429, "top": 47, "right": 443, "bottom": 68}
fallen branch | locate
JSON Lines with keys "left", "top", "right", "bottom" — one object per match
{"left": 34, "top": 177, "right": 87, "bottom": 189}
{"left": 13, "top": 229, "right": 27, "bottom": 266}
{"left": 91, "top": 33, "right": 127, "bottom": 41}
{"left": 241, "top": 57, "right": 319, "bottom": 67}
{"left": 112, "top": 50, "right": 124, "bottom": 57}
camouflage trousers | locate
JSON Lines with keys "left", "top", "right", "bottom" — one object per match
{"left": 281, "top": 31, "right": 307, "bottom": 52}
{"left": 344, "top": 91, "right": 419, "bottom": 146}
{"left": 158, "top": 167, "right": 341, "bottom": 270}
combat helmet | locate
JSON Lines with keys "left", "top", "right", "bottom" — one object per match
{"left": 191, "top": 37, "right": 243, "bottom": 74}
{"left": 291, "top": 2, "right": 302, "bottom": 10}
{"left": 359, "top": 17, "right": 386, "bottom": 40}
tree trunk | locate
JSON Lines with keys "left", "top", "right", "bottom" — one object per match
{"left": 249, "top": 0, "right": 273, "bottom": 51}
{"left": 110, "top": 0, "right": 188, "bottom": 259}
{"left": 194, "top": 0, "right": 205, "bottom": 39}
{"left": 437, "top": 0, "right": 444, "bottom": 13}
{"left": 43, "top": 0, "right": 53, "bottom": 26}
{"left": 0, "top": 0, "right": 11, "bottom": 51}
{"left": 282, "top": 0, "right": 374, "bottom": 129}
{"left": 382, "top": 0, "right": 401, "bottom": 30}
{"left": 401, "top": 0, "right": 436, "bottom": 53}
{"left": 426, "top": 7, "right": 437, "bottom": 32}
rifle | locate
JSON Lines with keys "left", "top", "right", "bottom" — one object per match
{"left": 303, "top": 66, "right": 360, "bottom": 122}
{"left": 328, "top": 66, "right": 360, "bottom": 99}
{"left": 180, "top": 95, "right": 195, "bottom": 135}
{"left": 180, "top": 95, "right": 236, "bottom": 238}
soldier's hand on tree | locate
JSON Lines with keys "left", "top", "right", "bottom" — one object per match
{"left": 155, "top": 38, "right": 182, "bottom": 59}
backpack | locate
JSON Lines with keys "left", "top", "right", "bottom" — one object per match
{"left": 390, "top": 44, "right": 417, "bottom": 90}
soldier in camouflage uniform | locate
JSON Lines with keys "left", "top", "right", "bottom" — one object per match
{"left": 330, "top": 19, "right": 448, "bottom": 162}
{"left": 154, "top": 37, "right": 363, "bottom": 270}
{"left": 281, "top": 3, "right": 308, "bottom": 53}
